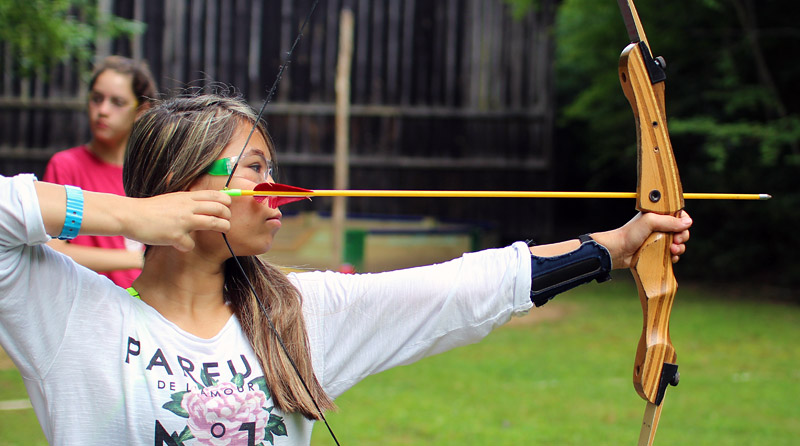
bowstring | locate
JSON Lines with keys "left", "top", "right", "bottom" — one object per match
{"left": 225, "top": 0, "right": 320, "bottom": 188}
{"left": 221, "top": 1, "right": 340, "bottom": 444}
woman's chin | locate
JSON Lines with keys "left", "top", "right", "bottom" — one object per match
{"left": 229, "top": 241, "right": 274, "bottom": 257}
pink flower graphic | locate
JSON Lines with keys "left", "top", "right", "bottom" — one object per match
{"left": 181, "top": 381, "right": 269, "bottom": 445}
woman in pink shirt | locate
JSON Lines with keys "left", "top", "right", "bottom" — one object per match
{"left": 44, "top": 56, "right": 158, "bottom": 287}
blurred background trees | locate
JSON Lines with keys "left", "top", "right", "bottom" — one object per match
{"left": 0, "top": 0, "right": 143, "bottom": 77}
{"left": 3, "top": 0, "right": 798, "bottom": 294}
{"left": 510, "top": 0, "right": 799, "bottom": 293}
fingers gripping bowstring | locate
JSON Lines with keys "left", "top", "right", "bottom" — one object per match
{"left": 220, "top": 2, "right": 341, "bottom": 444}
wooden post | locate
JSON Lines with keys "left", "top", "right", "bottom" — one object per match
{"left": 332, "top": 8, "right": 354, "bottom": 269}
{"left": 95, "top": 0, "right": 113, "bottom": 60}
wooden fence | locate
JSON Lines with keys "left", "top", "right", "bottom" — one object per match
{"left": 0, "top": 0, "right": 558, "bottom": 243}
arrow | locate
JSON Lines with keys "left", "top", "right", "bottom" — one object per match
{"left": 222, "top": 183, "right": 770, "bottom": 201}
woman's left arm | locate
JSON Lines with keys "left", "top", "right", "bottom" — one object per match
{"left": 295, "top": 242, "right": 533, "bottom": 397}
{"left": 529, "top": 211, "right": 692, "bottom": 268}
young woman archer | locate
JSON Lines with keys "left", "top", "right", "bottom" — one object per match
{"left": 0, "top": 93, "right": 691, "bottom": 445}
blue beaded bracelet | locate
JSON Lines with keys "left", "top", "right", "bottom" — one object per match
{"left": 57, "top": 185, "right": 84, "bottom": 240}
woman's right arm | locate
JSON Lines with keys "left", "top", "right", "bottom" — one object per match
{"left": 33, "top": 181, "right": 233, "bottom": 251}
{"left": 1, "top": 175, "right": 235, "bottom": 375}
{"left": 45, "top": 239, "right": 144, "bottom": 272}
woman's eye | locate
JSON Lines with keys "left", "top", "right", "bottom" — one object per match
{"left": 237, "top": 155, "right": 272, "bottom": 181}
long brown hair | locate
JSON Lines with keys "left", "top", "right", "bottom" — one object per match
{"left": 123, "top": 93, "right": 335, "bottom": 419}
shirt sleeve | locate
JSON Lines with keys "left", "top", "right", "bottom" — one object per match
{"left": 291, "top": 241, "right": 533, "bottom": 398}
{"left": 0, "top": 174, "right": 86, "bottom": 379}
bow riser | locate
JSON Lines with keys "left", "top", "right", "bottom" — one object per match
{"left": 617, "top": 11, "right": 685, "bottom": 444}
{"left": 619, "top": 43, "right": 684, "bottom": 214}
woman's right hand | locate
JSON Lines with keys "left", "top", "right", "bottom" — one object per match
{"left": 121, "top": 190, "right": 232, "bottom": 252}
{"left": 36, "top": 181, "right": 232, "bottom": 253}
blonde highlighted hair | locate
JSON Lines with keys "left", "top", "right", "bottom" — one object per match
{"left": 123, "top": 93, "right": 335, "bottom": 419}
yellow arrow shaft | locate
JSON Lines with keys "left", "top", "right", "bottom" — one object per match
{"left": 233, "top": 189, "right": 770, "bottom": 200}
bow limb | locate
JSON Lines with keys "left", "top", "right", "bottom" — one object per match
{"left": 617, "top": 1, "right": 684, "bottom": 444}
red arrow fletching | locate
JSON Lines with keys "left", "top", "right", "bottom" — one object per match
{"left": 253, "top": 182, "right": 313, "bottom": 208}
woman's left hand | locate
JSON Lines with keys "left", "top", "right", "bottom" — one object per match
{"left": 593, "top": 211, "right": 692, "bottom": 269}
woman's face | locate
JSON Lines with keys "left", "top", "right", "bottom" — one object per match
{"left": 88, "top": 70, "right": 139, "bottom": 147}
{"left": 190, "top": 123, "right": 282, "bottom": 257}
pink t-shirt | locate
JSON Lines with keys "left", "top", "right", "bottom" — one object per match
{"left": 43, "top": 145, "right": 141, "bottom": 287}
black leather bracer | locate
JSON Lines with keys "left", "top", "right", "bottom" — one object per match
{"left": 529, "top": 235, "right": 612, "bottom": 307}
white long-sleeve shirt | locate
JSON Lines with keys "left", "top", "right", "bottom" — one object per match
{"left": 0, "top": 174, "right": 533, "bottom": 445}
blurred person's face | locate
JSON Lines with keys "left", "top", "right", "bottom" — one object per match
{"left": 88, "top": 70, "right": 138, "bottom": 149}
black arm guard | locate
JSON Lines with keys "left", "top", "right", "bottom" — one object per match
{"left": 529, "top": 235, "right": 612, "bottom": 307}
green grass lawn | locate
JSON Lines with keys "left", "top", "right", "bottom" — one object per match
{"left": 1, "top": 278, "right": 798, "bottom": 445}
{"left": 310, "top": 278, "right": 800, "bottom": 445}
{"left": 0, "top": 368, "right": 46, "bottom": 445}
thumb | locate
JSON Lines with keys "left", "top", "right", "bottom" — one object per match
{"left": 646, "top": 211, "right": 692, "bottom": 233}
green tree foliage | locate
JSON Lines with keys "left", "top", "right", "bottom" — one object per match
{"left": 550, "top": 0, "right": 799, "bottom": 291}
{"left": 504, "top": 0, "right": 542, "bottom": 19}
{"left": 0, "top": 0, "right": 144, "bottom": 77}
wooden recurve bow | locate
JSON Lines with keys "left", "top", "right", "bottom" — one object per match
{"left": 616, "top": 1, "right": 684, "bottom": 444}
